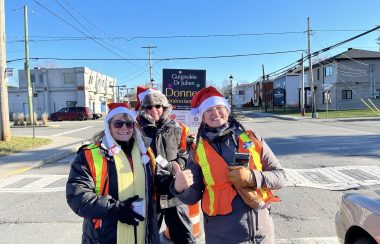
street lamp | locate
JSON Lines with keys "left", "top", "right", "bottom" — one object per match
{"left": 150, "top": 78, "right": 155, "bottom": 88}
{"left": 229, "top": 75, "right": 233, "bottom": 113}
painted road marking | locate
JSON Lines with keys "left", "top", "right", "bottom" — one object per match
{"left": 276, "top": 237, "right": 339, "bottom": 244}
{"left": 51, "top": 126, "right": 95, "bottom": 137}
{"left": 0, "top": 166, "right": 379, "bottom": 193}
{"left": 0, "top": 174, "right": 67, "bottom": 193}
{"left": 285, "top": 166, "right": 380, "bottom": 190}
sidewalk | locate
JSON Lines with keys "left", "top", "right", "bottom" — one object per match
{"left": 235, "top": 109, "right": 380, "bottom": 122}
{"left": 0, "top": 136, "right": 85, "bottom": 180}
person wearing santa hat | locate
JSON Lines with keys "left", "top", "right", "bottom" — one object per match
{"left": 135, "top": 86, "right": 196, "bottom": 244}
{"left": 66, "top": 102, "right": 159, "bottom": 244}
{"left": 171, "top": 86, "right": 286, "bottom": 244}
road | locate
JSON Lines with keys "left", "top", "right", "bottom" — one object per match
{"left": 1, "top": 115, "right": 380, "bottom": 243}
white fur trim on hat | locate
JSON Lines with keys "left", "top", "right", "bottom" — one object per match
{"left": 196, "top": 96, "right": 230, "bottom": 118}
{"left": 138, "top": 88, "right": 159, "bottom": 103}
{"left": 104, "top": 107, "right": 148, "bottom": 158}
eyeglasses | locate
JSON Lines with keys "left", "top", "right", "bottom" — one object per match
{"left": 146, "top": 105, "right": 162, "bottom": 110}
{"left": 112, "top": 120, "right": 135, "bottom": 129}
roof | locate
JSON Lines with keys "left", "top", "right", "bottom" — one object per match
{"left": 334, "top": 48, "right": 380, "bottom": 60}
{"left": 295, "top": 48, "right": 380, "bottom": 73}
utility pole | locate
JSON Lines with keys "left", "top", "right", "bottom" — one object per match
{"left": 0, "top": 0, "right": 11, "bottom": 141}
{"left": 262, "top": 64, "right": 267, "bottom": 112}
{"left": 307, "top": 17, "right": 317, "bottom": 118}
{"left": 142, "top": 46, "right": 156, "bottom": 88}
{"left": 301, "top": 53, "right": 305, "bottom": 116}
{"left": 229, "top": 75, "right": 233, "bottom": 114}
{"left": 24, "top": 5, "right": 34, "bottom": 124}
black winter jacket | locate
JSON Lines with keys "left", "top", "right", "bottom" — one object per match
{"left": 137, "top": 115, "right": 189, "bottom": 204}
{"left": 66, "top": 141, "right": 159, "bottom": 244}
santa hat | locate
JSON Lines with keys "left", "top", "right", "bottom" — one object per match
{"left": 190, "top": 86, "right": 230, "bottom": 117}
{"left": 135, "top": 86, "right": 159, "bottom": 111}
{"left": 104, "top": 102, "right": 149, "bottom": 163}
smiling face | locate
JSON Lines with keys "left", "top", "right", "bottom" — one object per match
{"left": 109, "top": 113, "right": 134, "bottom": 142}
{"left": 202, "top": 105, "right": 229, "bottom": 128}
{"left": 145, "top": 105, "right": 163, "bottom": 122}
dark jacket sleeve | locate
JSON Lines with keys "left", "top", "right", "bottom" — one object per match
{"left": 66, "top": 150, "right": 119, "bottom": 219}
{"left": 250, "top": 132, "right": 286, "bottom": 190}
{"left": 154, "top": 121, "right": 189, "bottom": 196}
{"left": 170, "top": 150, "right": 204, "bottom": 205}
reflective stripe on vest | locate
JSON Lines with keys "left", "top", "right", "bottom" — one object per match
{"left": 195, "top": 140, "right": 237, "bottom": 216}
{"left": 195, "top": 131, "right": 279, "bottom": 216}
{"left": 239, "top": 131, "right": 277, "bottom": 202}
{"left": 179, "top": 122, "right": 189, "bottom": 151}
{"left": 146, "top": 147, "right": 157, "bottom": 201}
{"left": 196, "top": 140, "right": 216, "bottom": 215}
{"left": 83, "top": 143, "right": 109, "bottom": 229}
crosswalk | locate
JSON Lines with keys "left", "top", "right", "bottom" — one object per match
{"left": 285, "top": 166, "right": 380, "bottom": 190}
{"left": 0, "top": 174, "right": 67, "bottom": 193}
{"left": 1, "top": 166, "right": 379, "bottom": 193}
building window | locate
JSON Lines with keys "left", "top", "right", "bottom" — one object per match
{"left": 342, "top": 90, "right": 352, "bottom": 99}
{"left": 66, "top": 101, "right": 77, "bottom": 107}
{"left": 238, "top": 90, "right": 245, "bottom": 95}
{"left": 64, "top": 73, "right": 76, "bottom": 84}
{"left": 317, "top": 69, "right": 320, "bottom": 80}
{"left": 375, "top": 89, "right": 380, "bottom": 99}
{"left": 325, "top": 65, "right": 333, "bottom": 76}
{"left": 30, "top": 73, "right": 36, "bottom": 84}
{"left": 39, "top": 74, "right": 44, "bottom": 83}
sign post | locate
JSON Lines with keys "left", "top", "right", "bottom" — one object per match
{"left": 323, "top": 84, "right": 333, "bottom": 118}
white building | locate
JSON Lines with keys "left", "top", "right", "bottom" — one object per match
{"left": 273, "top": 73, "right": 300, "bottom": 108}
{"left": 8, "top": 67, "right": 116, "bottom": 117}
{"left": 233, "top": 83, "right": 254, "bottom": 108}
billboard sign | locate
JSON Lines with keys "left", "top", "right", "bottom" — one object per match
{"left": 162, "top": 69, "right": 206, "bottom": 126}
{"left": 273, "top": 87, "right": 286, "bottom": 106}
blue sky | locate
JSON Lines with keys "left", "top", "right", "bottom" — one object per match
{"left": 5, "top": 0, "right": 380, "bottom": 89}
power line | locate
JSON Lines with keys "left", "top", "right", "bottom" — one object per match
{"left": 5, "top": 49, "right": 304, "bottom": 63}
{"left": 8, "top": 28, "right": 380, "bottom": 43}
{"left": 32, "top": 0, "right": 132, "bottom": 61}
{"left": 259, "top": 25, "right": 380, "bottom": 82}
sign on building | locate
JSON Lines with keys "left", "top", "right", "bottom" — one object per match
{"left": 162, "top": 69, "right": 206, "bottom": 126}
{"left": 5, "top": 68, "right": 14, "bottom": 77}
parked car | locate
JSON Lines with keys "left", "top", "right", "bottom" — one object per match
{"left": 92, "top": 112, "right": 103, "bottom": 120}
{"left": 49, "top": 107, "right": 93, "bottom": 121}
{"left": 335, "top": 188, "right": 380, "bottom": 244}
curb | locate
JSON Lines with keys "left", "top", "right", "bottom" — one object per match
{"left": 0, "top": 140, "right": 83, "bottom": 180}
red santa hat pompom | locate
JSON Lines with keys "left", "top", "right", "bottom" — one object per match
{"left": 190, "top": 86, "right": 230, "bottom": 118}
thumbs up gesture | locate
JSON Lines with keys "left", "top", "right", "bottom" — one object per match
{"left": 173, "top": 162, "right": 194, "bottom": 193}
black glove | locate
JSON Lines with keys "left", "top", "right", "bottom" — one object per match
{"left": 117, "top": 195, "right": 145, "bottom": 226}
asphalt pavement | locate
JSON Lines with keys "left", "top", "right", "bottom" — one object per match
{"left": 1, "top": 111, "right": 379, "bottom": 181}
{"left": 0, "top": 135, "right": 85, "bottom": 180}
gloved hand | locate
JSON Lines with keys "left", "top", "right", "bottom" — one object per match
{"left": 117, "top": 195, "right": 145, "bottom": 226}
{"left": 235, "top": 186, "right": 265, "bottom": 210}
{"left": 228, "top": 166, "right": 256, "bottom": 188}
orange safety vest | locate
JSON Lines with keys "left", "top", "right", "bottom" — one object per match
{"left": 194, "top": 130, "right": 280, "bottom": 216}
{"left": 84, "top": 143, "right": 156, "bottom": 229}
{"left": 178, "top": 121, "right": 189, "bottom": 151}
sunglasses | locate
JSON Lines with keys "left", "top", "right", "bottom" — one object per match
{"left": 112, "top": 120, "right": 135, "bottom": 129}
{"left": 146, "top": 105, "right": 162, "bottom": 110}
